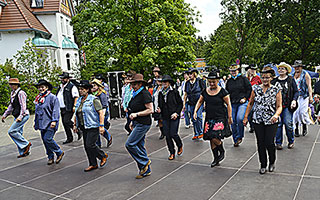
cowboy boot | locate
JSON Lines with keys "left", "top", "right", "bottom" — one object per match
{"left": 217, "top": 142, "right": 225, "bottom": 162}
{"left": 211, "top": 148, "right": 220, "bottom": 167}
{"left": 302, "top": 124, "right": 307, "bottom": 136}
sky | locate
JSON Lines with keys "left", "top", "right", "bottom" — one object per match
{"left": 185, "top": 0, "right": 223, "bottom": 38}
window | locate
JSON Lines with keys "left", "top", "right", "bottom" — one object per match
{"left": 60, "top": 16, "right": 64, "bottom": 34}
{"left": 66, "top": 53, "right": 71, "bottom": 70}
{"left": 0, "top": 33, "right": 2, "bottom": 41}
{"left": 66, "top": 19, "right": 69, "bottom": 35}
{"left": 30, "top": 0, "right": 44, "bottom": 8}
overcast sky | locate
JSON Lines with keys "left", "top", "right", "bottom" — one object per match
{"left": 185, "top": 0, "right": 223, "bottom": 38}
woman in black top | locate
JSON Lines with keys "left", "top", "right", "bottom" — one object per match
{"left": 125, "top": 74, "right": 153, "bottom": 179}
{"left": 194, "top": 71, "right": 233, "bottom": 167}
{"left": 157, "top": 75, "right": 184, "bottom": 160}
{"left": 226, "top": 64, "right": 252, "bottom": 147}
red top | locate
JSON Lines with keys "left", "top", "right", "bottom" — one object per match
{"left": 248, "top": 75, "right": 262, "bottom": 86}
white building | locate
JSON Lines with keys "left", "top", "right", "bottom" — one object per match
{"left": 0, "top": 0, "right": 79, "bottom": 72}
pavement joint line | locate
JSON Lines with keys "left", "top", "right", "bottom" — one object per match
{"left": 49, "top": 132, "right": 193, "bottom": 200}
{"left": 0, "top": 145, "right": 84, "bottom": 173}
{"left": 126, "top": 148, "right": 211, "bottom": 200}
{"left": 207, "top": 151, "right": 258, "bottom": 200}
{"left": 292, "top": 125, "right": 320, "bottom": 200}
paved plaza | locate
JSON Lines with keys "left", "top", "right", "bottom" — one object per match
{"left": 0, "top": 116, "right": 320, "bottom": 200}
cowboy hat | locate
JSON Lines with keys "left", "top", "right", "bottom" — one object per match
{"left": 277, "top": 62, "right": 292, "bottom": 73}
{"left": 229, "top": 64, "right": 239, "bottom": 71}
{"left": 59, "top": 72, "right": 71, "bottom": 79}
{"left": 246, "top": 64, "right": 258, "bottom": 71}
{"left": 153, "top": 67, "right": 161, "bottom": 72}
{"left": 91, "top": 78, "right": 104, "bottom": 88}
{"left": 292, "top": 60, "right": 305, "bottom": 68}
{"left": 188, "top": 68, "right": 198, "bottom": 74}
{"left": 77, "top": 80, "right": 93, "bottom": 89}
{"left": 160, "top": 75, "right": 174, "bottom": 84}
{"left": 128, "top": 74, "right": 146, "bottom": 83}
{"left": 204, "top": 71, "right": 221, "bottom": 79}
{"left": 35, "top": 79, "right": 53, "bottom": 91}
{"left": 261, "top": 66, "right": 275, "bottom": 76}
{"left": 8, "top": 78, "right": 20, "bottom": 85}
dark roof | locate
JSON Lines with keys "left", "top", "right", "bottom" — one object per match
{"left": 0, "top": 0, "right": 50, "bottom": 35}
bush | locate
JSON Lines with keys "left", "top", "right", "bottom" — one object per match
{"left": 0, "top": 39, "right": 62, "bottom": 114}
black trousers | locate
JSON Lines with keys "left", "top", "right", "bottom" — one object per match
{"left": 61, "top": 108, "right": 74, "bottom": 141}
{"left": 162, "top": 118, "right": 183, "bottom": 155}
{"left": 253, "top": 123, "right": 277, "bottom": 168}
{"left": 81, "top": 127, "right": 105, "bottom": 166}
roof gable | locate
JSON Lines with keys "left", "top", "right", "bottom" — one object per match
{"left": 0, "top": 0, "right": 50, "bottom": 36}
{"left": 23, "top": 0, "right": 75, "bottom": 17}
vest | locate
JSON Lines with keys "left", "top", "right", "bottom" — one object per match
{"left": 12, "top": 90, "right": 22, "bottom": 118}
{"left": 185, "top": 78, "right": 203, "bottom": 105}
{"left": 56, "top": 82, "right": 75, "bottom": 111}
{"left": 296, "top": 70, "right": 309, "bottom": 99}
{"left": 75, "top": 95, "right": 100, "bottom": 129}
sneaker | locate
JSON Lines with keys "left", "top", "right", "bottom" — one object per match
{"left": 288, "top": 143, "right": 294, "bottom": 149}
{"left": 177, "top": 146, "right": 183, "bottom": 156}
{"left": 136, "top": 165, "right": 151, "bottom": 179}
{"left": 259, "top": 168, "right": 266, "bottom": 174}
{"left": 168, "top": 154, "right": 175, "bottom": 160}
{"left": 47, "top": 159, "right": 54, "bottom": 165}
{"left": 192, "top": 136, "right": 197, "bottom": 140}
{"left": 185, "top": 125, "right": 190, "bottom": 129}
{"left": 198, "top": 134, "right": 203, "bottom": 139}
{"left": 276, "top": 144, "right": 283, "bottom": 150}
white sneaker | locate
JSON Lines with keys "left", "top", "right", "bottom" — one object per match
{"left": 185, "top": 125, "right": 190, "bottom": 129}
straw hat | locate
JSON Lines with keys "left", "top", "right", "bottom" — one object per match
{"left": 91, "top": 78, "right": 104, "bottom": 88}
{"left": 277, "top": 62, "right": 292, "bottom": 73}
{"left": 8, "top": 78, "right": 20, "bottom": 85}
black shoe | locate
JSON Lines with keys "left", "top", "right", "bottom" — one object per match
{"left": 211, "top": 148, "right": 220, "bottom": 167}
{"left": 269, "top": 164, "right": 275, "bottom": 172}
{"left": 105, "top": 121, "right": 111, "bottom": 130}
{"left": 302, "top": 124, "right": 307, "bottom": 136}
{"left": 259, "top": 168, "right": 266, "bottom": 174}
{"left": 159, "top": 134, "right": 165, "bottom": 140}
{"left": 249, "top": 128, "right": 254, "bottom": 133}
{"left": 295, "top": 123, "right": 300, "bottom": 137}
{"left": 77, "top": 131, "right": 82, "bottom": 140}
{"left": 63, "top": 140, "right": 73, "bottom": 144}
{"left": 276, "top": 144, "right": 283, "bottom": 150}
{"left": 217, "top": 143, "right": 225, "bottom": 162}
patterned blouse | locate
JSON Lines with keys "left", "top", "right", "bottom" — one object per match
{"left": 252, "top": 82, "right": 281, "bottom": 125}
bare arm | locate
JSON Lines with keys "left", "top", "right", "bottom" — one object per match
{"left": 271, "top": 91, "right": 283, "bottom": 123}
{"left": 223, "top": 95, "right": 233, "bottom": 124}
{"left": 243, "top": 90, "right": 255, "bottom": 125}
{"left": 130, "top": 102, "right": 153, "bottom": 119}
{"left": 306, "top": 73, "right": 313, "bottom": 102}
{"left": 193, "top": 95, "right": 204, "bottom": 120}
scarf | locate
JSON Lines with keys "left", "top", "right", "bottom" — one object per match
{"left": 34, "top": 90, "right": 51, "bottom": 104}
{"left": 231, "top": 73, "right": 242, "bottom": 79}
{"left": 132, "top": 86, "right": 144, "bottom": 99}
{"left": 162, "top": 86, "right": 173, "bottom": 102}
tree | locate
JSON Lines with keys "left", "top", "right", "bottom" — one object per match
{"left": 72, "top": 0, "right": 199, "bottom": 79}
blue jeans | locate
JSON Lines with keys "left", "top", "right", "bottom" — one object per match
{"left": 8, "top": 115, "right": 30, "bottom": 155}
{"left": 96, "top": 112, "right": 112, "bottom": 146}
{"left": 125, "top": 123, "right": 151, "bottom": 170}
{"left": 41, "top": 128, "right": 63, "bottom": 159}
{"left": 276, "top": 108, "right": 294, "bottom": 145}
{"left": 184, "top": 103, "right": 191, "bottom": 126}
{"left": 231, "top": 102, "right": 248, "bottom": 143}
{"left": 188, "top": 104, "right": 203, "bottom": 137}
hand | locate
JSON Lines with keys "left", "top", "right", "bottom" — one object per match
{"left": 129, "top": 113, "right": 138, "bottom": 120}
{"left": 73, "top": 126, "right": 78, "bottom": 133}
{"left": 193, "top": 112, "right": 197, "bottom": 120}
{"left": 156, "top": 107, "right": 161, "bottom": 113}
{"left": 171, "top": 113, "right": 178, "bottom": 120}
{"left": 1, "top": 116, "right": 5, "bottom": 123}
{"left": 99, "top": 126, "right": 104, "bottom": 135}
{"left": 16, "top": 118, "right": 22, "bottom": 122}
{"left": 182, "top": 105, "right": 186, "bottom": 112}
{"left": 129, "top": 123, "right": 133, "bottom": 131}
{"left": 270, "top": 114, "right": 279, "bottom": 124}
{"left": 309, "top": 95, "right": 313, "bottom": 104}
{"left": 73, "top": 106, "right": 76, "bottom": 113}
{"left": 240, "top": 98, "right": 246, "bottom": 104}
{"left": 243, "top": 117, "right": 248, "bottom": 126}
{"left": 291, "top": 100, "right": 297, "bottom": 109}
{"left": 50, "top": 121, "right": 57, "bottom": 128}
{"left": 228, "top": 116, "right": 233, "bottom": 125}
{"left": 125, "top": 109, "right": 128, "bottom": 113}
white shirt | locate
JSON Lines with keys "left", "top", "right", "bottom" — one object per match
{"left": 57, "top": 82, "right": 79, "bottom": 108}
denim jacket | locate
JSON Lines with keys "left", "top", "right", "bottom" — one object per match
{"left": 34, "top": 93, "right": 60, "bottom": 131}
{"left": 75, "top": 95, "right": 100, "bottom": 129}
{"left": 296, "top": 70, "right": 309, "bottom": 99}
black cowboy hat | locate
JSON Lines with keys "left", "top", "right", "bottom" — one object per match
{"left": 188, "top": 68, "right": 198, "bottom": 74}
{"left": 292, "top": 60, "right": 305, "bottom": 68}
{"left": 246, "top": 64, "right": 258, "bottom": 71}
{"left": 205, "top": 71, "right": 221, "bottom": 79}
{"left": 59, "top": 72, "right": 71, "bottom": 79}
{"left": 77, "top": 80, "right": 93, "bottom": 89}
{"left": 35, "top": 79, "right": 53, "bottom": 91}
{"left": 161, "top": 75, "right": 174, "bottom": 83}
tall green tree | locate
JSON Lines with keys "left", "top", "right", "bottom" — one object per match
{"left": 72, "top": 0, "right": 199, "bottom": 79}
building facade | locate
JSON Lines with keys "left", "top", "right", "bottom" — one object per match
{"left": 0, "top": 0, "right": 79, "bottom": 72}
